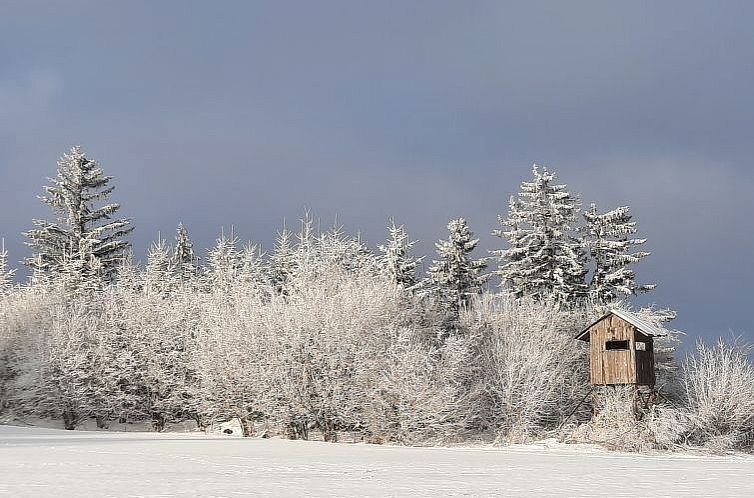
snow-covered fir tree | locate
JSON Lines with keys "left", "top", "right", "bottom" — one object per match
{"left": 206, "top": 228, "right": 241, "bottom": 292}
{"left": 428, "top": 218, "right": 488, "bottom": 312}
{"left": 0, "top": 239, "right": 15, "bottom": 294}
{"left": 144, "top": 236, "right": 174, "bottom": 296}
{"left": 117, "top": 250, "right": 141, "bottom": 291}
{"left": 293, "top": 211, "right": 318, "bottom": 276}
{"left": 238, "top": 242, "right": 266, "bottom": 289}
{"left": 378, "top": 218, "right": 423, "bottom": 288}
{"left": 172, "top": 223, "right": 199, "bottom": 286}
{"left": 24, "top": 146, "right": 133, "bottom": 285}
{"left": 581, "top": 203, "right": 655, "bottom": 303}
{"left": 492, "top": 165, "right": 587, "bottom": 303}
{"left": 59, "top": 238, "right": 105, "bottom": 294}
{"left": 349, "top": 231, "right": 379, "bottom": 274}
{"left": 319, "top": 224, "right": 378, "bottom": 275}
{"left": 269, "top": 226, "right": 296, "bottom": 295}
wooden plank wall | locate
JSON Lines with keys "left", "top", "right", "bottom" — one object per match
{"left": 589, "top": 314, "right": 637, "bottom": 385}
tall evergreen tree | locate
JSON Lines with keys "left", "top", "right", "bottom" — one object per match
{"left": 0, "top": 239, "right": 15, "bottom": 294}
{"left": 378, "top": 218, "right": 423, "bottom": 288}
{"left": 172, "top": 223, "right": 199, "bottom": 285}
{"left": 318, "top": 223, "right": 375, "bottom": 274}
{"left": 25, "top": 146, "right": 133, "bottom": 284}
{"left": 428, "top": 218, "right": 488, "bottom": 311}
{"left": 492, "top": 165, "right": 587, "bottom": 303}
{"left": 293, "top": 211, "right": 317, "bottom": 275}
{"left": 238, "top": 242, "right": 266, "bottom": 288}
{"left": 117, "top": 249, "right": 141, "bottom": 291}
{"left": 581, "top": 203, "right": 655, "bottom": 303}
{"left": 269, "top": 226, "right": 296, "bottom": 295}
{"left": 206, "top": 228, "right": 241, "bottom": 292}
{"left": 144, "top": 235, "right": 174, "bottom": 296}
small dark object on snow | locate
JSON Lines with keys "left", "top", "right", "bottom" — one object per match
{"left": 223, "top": 428, "right": 234, "bottom": 435}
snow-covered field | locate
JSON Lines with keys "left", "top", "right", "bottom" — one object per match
{"left": 1, "top": 425, "right": 753, "bottom": 497}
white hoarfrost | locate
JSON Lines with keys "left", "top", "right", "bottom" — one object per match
{"left": 378, "top": 218, "right": 423, "bottom": 288}
{"left": 493, "top": 165, "right": 586, "bottom": 303}
{"left": 428, "top": 217, "right": 488, "bottom": 311}
{"left": 581, "top": 203, "right": 654, "bottom": 303}
{"left": 24, "top": 146, "right": 133, "bottom": 285}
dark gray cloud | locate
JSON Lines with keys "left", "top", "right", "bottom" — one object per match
{"left": 1, "top": 1, "right": 753, "bottom": 343}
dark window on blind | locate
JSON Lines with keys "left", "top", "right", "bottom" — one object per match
{"left": 605, "top": 340, "right": 629, "bottom": 350}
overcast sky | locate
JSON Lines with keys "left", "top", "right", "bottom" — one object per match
{"left": 1, "top": 1, "right": 753, "bottom": 344}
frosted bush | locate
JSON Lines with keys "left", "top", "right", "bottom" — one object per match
{"left": 365, "top": 331, "right": 472, "bottom": 444}
{"left": 462, "top": 295, "right": 591, "bottom": 442}
{"left": 566, "top": 386, "right": 690, "bottom": 452}
{"left": 682, "top": 339, "right": 754, "bottom": 451}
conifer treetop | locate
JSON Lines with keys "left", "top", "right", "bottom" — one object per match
{"left": 25, "top": 146, "right": 133, "bottom": 283}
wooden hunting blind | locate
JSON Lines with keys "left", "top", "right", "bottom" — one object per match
{"left": 576, "top": 309, "right": 665, "bottom": 387}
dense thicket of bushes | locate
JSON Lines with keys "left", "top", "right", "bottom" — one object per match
{"left": 3, "top": 264, "right": 750, "bottom": 453}
{"left": 0, "top": 269, "right": 594, "bottom": 443}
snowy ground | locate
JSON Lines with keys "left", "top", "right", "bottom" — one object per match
{"left": 1, "top": 425, "right": 753, "bottom": 497}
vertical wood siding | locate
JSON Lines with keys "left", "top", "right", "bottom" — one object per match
{"left": 587, "top": 314, "right": 655, "bottom": 386}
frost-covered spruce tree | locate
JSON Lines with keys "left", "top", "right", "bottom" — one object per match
{"left": 493, "top": 165, "right": 587, "bottom": 303}
{"left": 144, "top": 236, "right": 174, "bottom": 296}
{"left": 269, "top": 226, "right": 296, "bottom": 295}
{"left": 238, "top": 242, "right": 266, "bottom": 289}
{"left": 59, "top": 238, "right": 105, "bottom": 294}
{"left": 117, "top": 250, "right": 141, "bottom": 291}
{"left": 428, "top": 218, "right": 488, "bottom": 313}
{"left": 25, "top": 146, "right": 133, "bottom": 284}
{"left": 378, "top": 218, "right": 423, "bottom": 288}
{"left": 350, "top": 232, "right": 379, "bottom": 273}
{"left": 0, "top": 239, "right": 15, "bottom": 295}
{"left": 318, "top": 224, "right": 378, "bottom": 275}
{"left": 581, "top": 203, "right": 655, "bottom": 303}
{"left": 206, "top": 228, "right": 241, "bottom": 292}
{"left": 172, "top": 223, "right": 199, "bottom": 286}
{"left": 293, "top": 211, "right": 318, "bottom": 276}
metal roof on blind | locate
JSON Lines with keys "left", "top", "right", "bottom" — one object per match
{"left": 575, "top": 308, "right": 667, "bottom": 341}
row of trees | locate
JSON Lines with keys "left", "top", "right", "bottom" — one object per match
{"left": 494, "top": 165, "right": 653, "bottom": 304}
{"left": 8, "top": 148, "right": 653, "bottom": 313}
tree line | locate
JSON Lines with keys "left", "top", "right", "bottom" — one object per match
{"left": 1, "top": 146, "right": 752, "bottom": 452}
{"left": 6, "top": 147, "right": 653, "bottom": 311}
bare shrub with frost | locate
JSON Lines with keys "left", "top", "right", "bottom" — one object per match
{"left": 365, "top": 330, "right": 473, "bottom": 444}
{"left": 6, "top": 289, "right": 111, "bottom": 429}
{"left": 565, "top": 386, "right": 690, "bottom": 452}
{"left": 462, "top": 295, "right": 592, "bottom": 442}
{"left": 0, "top": 287, "right": 55, "bottom": 420}
{"left": 190, "top": 287, "right": 272, "bottom": 434}
{"left": 115, "top": 289, "right": 201, "bottom": 431}
{"left": 262, "top": 267, "right": 425, "bottom": 441}
{"left": 188, "top": 263, "right": 469, "bottom": 443}
{"left": 682, "top": 338, "right": 754, "bottom": 451}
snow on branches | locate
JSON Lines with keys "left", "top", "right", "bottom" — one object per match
{"left": 493, "top": 165, "right": 587, "bottom": 303}
{"left": 581, "top": 203, "right": 655, "bottom": 303}
{"left": 24, "top": 146, "right": 133, "bottom": 286}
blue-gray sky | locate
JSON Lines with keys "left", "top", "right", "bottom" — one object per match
{"left": 1, "top": 1, "right": 753, "bottom": 344}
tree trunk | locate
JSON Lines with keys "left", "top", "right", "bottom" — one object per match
{"left": 62, "top": 409, "right": 77, "bottom": 430}
{"left": 152, "top": 413, "right": 166, "bottom": 432}
{"left": 240, "top": 418, "right": 255, "bottom": 437}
